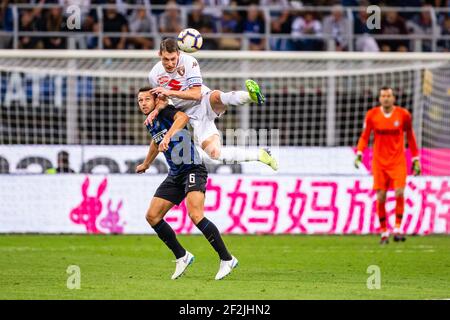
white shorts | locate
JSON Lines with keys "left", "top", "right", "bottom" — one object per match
{"left": 184, "top": 90, "right": 221, "bottom": 146}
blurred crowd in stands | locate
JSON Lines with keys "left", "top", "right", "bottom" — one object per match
{"left": 0, "top": 0, "right": 449, "bottom": 51}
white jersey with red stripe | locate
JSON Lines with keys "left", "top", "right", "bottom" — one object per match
{"left": 148, "top": 53, "right": 210, "bottom": 112}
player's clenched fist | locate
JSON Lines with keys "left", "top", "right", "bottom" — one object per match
{"left": 159, "top": 136, "right": 170, "bottom": 152}
{"left": 136, "top": 163, "right": 149, "bottom": 174}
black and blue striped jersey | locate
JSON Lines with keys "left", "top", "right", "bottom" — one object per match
{"left": 146, "top": 105, "right": 202, "bottom": 176}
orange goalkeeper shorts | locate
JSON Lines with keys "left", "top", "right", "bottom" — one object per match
{"left": 372, "top": 165, "right": 407, "bottom": 190}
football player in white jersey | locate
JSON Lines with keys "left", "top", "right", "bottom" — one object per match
{"left": 146, "top": 38, "right": 278, "bottom": 171}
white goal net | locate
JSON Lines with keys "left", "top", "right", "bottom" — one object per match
{"left": 0, "top": 50, "right": 449, "bottom": 172}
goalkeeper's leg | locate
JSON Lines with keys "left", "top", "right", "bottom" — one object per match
{"left": 393, "top": 187, "right": 406, "bottom": 242}
{"left": 390, "top": 169, "right": 407, "bottom": 242}
{"left": 376, "top": 189, "right": 389, "bottom": 245}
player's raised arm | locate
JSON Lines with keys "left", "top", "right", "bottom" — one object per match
{"left": 150, "top": 86, "right": 202, "bottom": 101}
{"left": 136, "top": 140, "right": 159, "bottom": 174}
{"left": 355, "top": 111, "right": 373, "bottom": 168}
{"left": 404, "top": 110, "right": 421, "bottom": 175}
{"left": 158, "top": 109, "right": 190, "bottom": 152}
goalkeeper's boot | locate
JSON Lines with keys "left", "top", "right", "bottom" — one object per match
{"left": 258, "top": 148, "right": 278, "bottom": 171}
{"left": 245, "top": 79, "right": 265, "bottom": 106}
{"left": 393, "top": 228, "right": 406, "bottom": 242}
{"left": 171, "top": 251, "right": 194, "bottom": 280}
{"left": 379, "top": 231, "right": 390, "bottom": 245}
{"left": 215, "top": 256, "right": 239, "bottom": 280}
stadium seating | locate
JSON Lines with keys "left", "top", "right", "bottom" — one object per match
{"left": 0, "top": 1, "right": 449, "bottom": 52}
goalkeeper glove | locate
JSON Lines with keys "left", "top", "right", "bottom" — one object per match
{"left": 354, "top": 154, "right": 362, "bottom": 169}
{"left": 412, "top": 159, "right": 421, "bottom": 176}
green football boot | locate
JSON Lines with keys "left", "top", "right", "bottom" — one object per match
{"left": 258, "top": 148, "right": 278, "bottom": 171}
{"left": 245, "top": 79, "right": 265, "bottom": 106}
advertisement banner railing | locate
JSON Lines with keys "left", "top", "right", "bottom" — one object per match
{"left": 0, "top": 175, "right": 448, "bottom": 234}
{"left": 1, "top": 146, "right": 449, "bottom": 175}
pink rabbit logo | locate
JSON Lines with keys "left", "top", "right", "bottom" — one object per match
{"left": 70, "top": 177, "right": 107, "bottom": 234}
{"left": 99, "top": 200, "right": 126, "bottom": 234}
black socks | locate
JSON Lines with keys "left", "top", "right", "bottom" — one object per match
{"left": 152, "top": 219, "right": 186, "bottom": 259}
{"left": 196, "top": 217, "right": 232, "bottom": 261}
{"left": 152, "top": 218, "right": 232, "bottom": 261}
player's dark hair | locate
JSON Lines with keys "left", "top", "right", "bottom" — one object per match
{"left": 380, "top": 86, "right": 395, "bottom": 96}
{"left": 159, "top": 38, "right": 179, "bottom": 53}
{"left": 138, "top": 86, "right": 152, "bottom": 94}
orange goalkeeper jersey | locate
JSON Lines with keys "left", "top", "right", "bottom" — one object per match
{"left": 357, "top": 106, "right": 419, "bottom": 169}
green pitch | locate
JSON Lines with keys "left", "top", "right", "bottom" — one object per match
{"left": 0, "top": 235, "right": 449, "bottom": 300}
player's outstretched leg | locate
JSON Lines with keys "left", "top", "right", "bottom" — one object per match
{"left": 245, "top": 79, "right": 265, "bottom": 105}
{"left": 146, "top": 197, "right": 194, "bottom": 279}
{"left": 187, "top": 191, "right": 238, "bottom": 280}
{"left": 208, "top": 79, "right": 265, "bottom": 116}
{"left": 200, "top": 136, "right": 278, "bottom": 171}
{"left": 203, "top": 145, "right": 278, "bottom": 171}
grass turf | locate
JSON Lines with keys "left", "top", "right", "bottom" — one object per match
{"left": 0, "top": 235, "right": 449, "bottom": 300}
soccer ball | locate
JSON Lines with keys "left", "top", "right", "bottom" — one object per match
{"left": 177, "top": 28, "right": 203, "bottom": 53}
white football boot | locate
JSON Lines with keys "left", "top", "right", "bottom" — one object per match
{"left": 215, "top": 256, "right": 239, "bottom": 280}
{"left": 171, "top": 251, "right": 194, "bottom": 280}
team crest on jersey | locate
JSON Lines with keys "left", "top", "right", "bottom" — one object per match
{"left": 158, "top": 75, "right": 171, "bottom": 86}
{"left": 176, "top": 66, "right": 185, "bottom": 76}
{"left": 394, "top": 120, "right": 400, "bottom": 127}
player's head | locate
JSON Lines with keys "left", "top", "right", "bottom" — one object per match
{"left": 137, "top": 86, "right": 154, "bottom": 115}
{"left": 159, "top": 38, "right": 179, "bottom": 73}
{"left": 379, "top": 86, "right": 396, "bottom": 108}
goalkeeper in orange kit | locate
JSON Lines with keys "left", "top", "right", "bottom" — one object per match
{"left": 355, "top": 87, "right": 421, "bottom": 244}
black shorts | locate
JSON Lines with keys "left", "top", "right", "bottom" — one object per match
{"left": 154, "top": 165, "right": 208, "bottom": 205}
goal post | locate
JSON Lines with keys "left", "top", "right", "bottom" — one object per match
{"left": 0, "top": 50, "right": 449, "bottom": 173}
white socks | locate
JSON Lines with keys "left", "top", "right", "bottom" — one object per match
{"left": 197, "top": 145, "right": 258, "bottom": 164}
{"left": 217, "top": 147, "right": 259, "bottom": 164}
{"left": 219, "top": 91, "right": 251, "bottom": 106}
